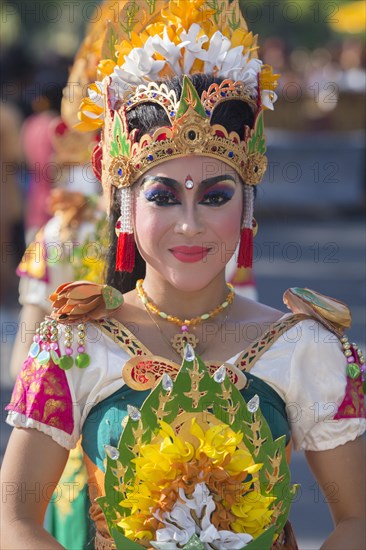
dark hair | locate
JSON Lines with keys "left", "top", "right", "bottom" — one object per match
{"left": 106, "top": 74, "right": 255, "bottom": 293}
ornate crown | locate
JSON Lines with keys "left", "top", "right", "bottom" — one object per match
{"left": 103, "top": 76, "right": 267, "bottom": 197}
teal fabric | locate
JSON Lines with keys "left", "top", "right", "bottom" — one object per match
{"left": 81, "top": 374, "right": 290, "bottom": 471}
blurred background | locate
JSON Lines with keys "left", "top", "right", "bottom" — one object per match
{"left": 1, "top": 1, "right": 365, "bottom": 548}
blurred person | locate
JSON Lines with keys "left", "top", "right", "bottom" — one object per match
{"left": 0, "top": 100, "right": 25, "bottom": 303}
{"left": 9, "top": 117, "right": 107, "bottom": 549}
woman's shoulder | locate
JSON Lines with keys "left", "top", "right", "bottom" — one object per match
{"left": 230, "top": 294, "right": 283, "bottom": 327}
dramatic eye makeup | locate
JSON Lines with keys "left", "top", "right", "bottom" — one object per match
{"left": 198, "top": 185, "right": 235, "bottom": 206}
{"left": 141, "top": 174, "right": 237, "bottom": 206}
{"left": 142, "top": 177, "right": 180, "bottom": 206}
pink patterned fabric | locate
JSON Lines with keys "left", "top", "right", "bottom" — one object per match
{"left": 6, "top": 355, "right": 74, "bottom": 434}
{"left": 334, "top": 346, "right": 365, "bottom": 420}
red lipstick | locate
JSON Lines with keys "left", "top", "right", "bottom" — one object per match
{"left": 170, "top": 246, "right": 211, "bottom": 263}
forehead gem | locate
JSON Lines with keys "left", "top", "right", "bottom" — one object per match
{"left": 185, "top": 175, "right": 194, "bottom": 189}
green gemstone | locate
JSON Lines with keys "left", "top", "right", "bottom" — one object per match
{"left": 201, "top": 313, "right": 210, "bottom": 320}
{"left": 346, "top": 363, "right": 360, "bottom": 379}
{"left": 58, "top": 355, "right": 74, "bottom": 370}
{"left": 102, "top": 285, "right": 124, "bottom": 310}
{"left": 75, "top": 353, "right": 91, "bottom": 369}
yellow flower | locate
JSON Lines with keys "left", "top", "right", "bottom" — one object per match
{"left": 118, "top": 513, "right": 153, "bottom": 540}
{"left": 231, "top": 491, "right": 276, "bottom": 538}
{"left": 226, "top": 449, "right": 262, "bottom": 477}
{"left": 76, "top": 97, "right": 104, "bottom": 132}
{"left": 190, "top": 418, "right": 243, "bottom": 464}
{"left": 162, "top": 0, "right": 214, "bottom": 31}
{"left": 120, "top": 483, "right": 155, "bottom": 515}
{"left": 231, "top": 29, "right": 258, "bottom": 56}
{"left": 97, "top": 59, "right": 116, "bottom": 79}
{"left": 115, "top": 33, "right": 144, "bottom": 65}
{"left": 260, "top": 65, "right": 280, "bottom": 92}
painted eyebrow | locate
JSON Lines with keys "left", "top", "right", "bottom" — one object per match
{"left": 141, "top": 174, "right": 236, "bottom": 190}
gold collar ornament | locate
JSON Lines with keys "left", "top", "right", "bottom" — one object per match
{"left": 136, "top": 279, "right": 234, "bottom": 357}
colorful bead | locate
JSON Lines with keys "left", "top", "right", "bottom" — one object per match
{"left": 135, "top": 279, "right": 234, "bottom": 333}
{"left": 58, "top": 355, "right": 74, "bottom": 370}
{"left": 346, "top": 363, "right": 361, "bottom": 379}
{"left": 29, "top": 342, "right": 40, "bottom": 358}
{"left": 37, "top": 350, "right": 50, "bottom": 364}
{"left": 75, "top": 353, "right": 91, "bottom": 369}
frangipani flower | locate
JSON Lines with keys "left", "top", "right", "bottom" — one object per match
{"left": 180, "top": 23, "right": 208, "bottom": 73}
{"left": 150, "top": 27, "right": 188, "bottom": 75}
{"left": 261, "top": 90, "right": 278, "bottom": 110}
{"left": 118, "top": 47, "right": 166, "bottom": 84}
{"left": 204, "top": 31, "right": 232, "bottom": 74}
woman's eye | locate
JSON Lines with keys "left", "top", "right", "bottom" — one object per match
{"left": 199, "top": 191, "right": 233, "bottom": 206}
{"left": 144, "top": 190, "right": 179, "bottom": 206}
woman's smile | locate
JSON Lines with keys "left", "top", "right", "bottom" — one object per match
{"left": 169, "top": 245, "right": 212, "bottom": 263}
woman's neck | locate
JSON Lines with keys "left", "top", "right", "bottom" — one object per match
{"left": 139, "top": 269, "right": 231, "bottom": 322}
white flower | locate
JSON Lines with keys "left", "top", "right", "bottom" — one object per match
{"left": 180, "top": 23, "right": 208, "bottom": 73}
{"left": 204, "top": 31, "right": 232, "bottom": 74}
{"left": 150, "top": 28, "right": 188, "bottom": 75}
{"left": 152, "top": 503, "right": 196, "bottom": 549}
{"left": 221, "top": 55, "right": 261, "bottom": 85}
{"left": 218, "top": 46, "right": 245, "bottom": 75}
{"left": 118, "top": 47, "right": 166, "bottom": 84}
{"left": 213, "top": 531, "right": 253, "bottom": 549}
{"left": 261, "top": 89, "right": 278, "bottom": 110}
{"left": 88, "top": 81, "right": 104, "bottom": 107}
{"left": 151, "top": 482, "right": 253, "bottom": 550}
{"left": 178, "top": 483, "right": 210, "bottom": 519}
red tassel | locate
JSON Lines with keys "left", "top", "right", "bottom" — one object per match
{"left": 237, "top": 227, "right": 253, "bottom": 269}
{"left": 115, "top": 232, "right": 135, "bottom": 273}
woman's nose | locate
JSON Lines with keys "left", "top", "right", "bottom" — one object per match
{"left": 174, "top": 205, "right": 204, "bottom": 237}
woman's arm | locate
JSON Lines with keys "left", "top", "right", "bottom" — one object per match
{"left": 305, "top": 436, "right": 366, "bottom": 550}
{"left": 1, "top": 427, "right": 69, "bottom": 549}
{"left": 10, "top": 304, "right": 47, "bottom": 380}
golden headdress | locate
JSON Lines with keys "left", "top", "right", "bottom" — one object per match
{"left": 75, "top": 0, "right": 279, "bottom": 271}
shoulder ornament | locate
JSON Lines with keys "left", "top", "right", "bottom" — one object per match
{"left": 27, "top": 281, "right": 124, "bottom": 372}
{"left": 283, "top": 287, "right": 351, "bottom": 336}
{"left": 49, "top": 280, "right": 124, "bottom": 323}
{"left": 284, "top": 287, "right": 365, "bottom": 419}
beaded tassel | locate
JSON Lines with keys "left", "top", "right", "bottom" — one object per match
{"left": 29, "top": 319, "right": 91, "bottom": 371}
{"left": 237, "top": 185, "right": 254, "bottom": 268}
{"left": 115, "top": 187, "right": 135, "bottom": 272}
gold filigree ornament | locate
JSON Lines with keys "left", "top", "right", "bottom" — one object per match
{"left": 244, "top": 152, "right": 268, "bottom": 185}
{"left": 170, "top": 331, "right": 199, "bottom": 357}
{"left": 122, "top": 354, "right": 247, "bottom": 392}
{"left": 108, "top": 156, "right": 136, "bottom": 189}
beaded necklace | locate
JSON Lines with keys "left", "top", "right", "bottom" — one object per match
{"left": 135, "top": 279, "right": 235, "bottom": 357}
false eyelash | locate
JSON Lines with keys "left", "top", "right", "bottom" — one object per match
{"left": 144, "top": 189, "right": 179, "bottom": 206}
{"left": 199, "top": 190, "right": 234, "bottom": 206}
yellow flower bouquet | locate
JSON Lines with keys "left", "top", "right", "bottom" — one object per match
{"left": 99, "top": 346, "right": 297, "bottom": 549}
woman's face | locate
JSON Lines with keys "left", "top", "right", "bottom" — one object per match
{"left": 133, "top": 156, "right": 244, "bottom": 292}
